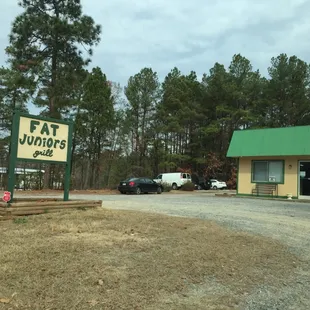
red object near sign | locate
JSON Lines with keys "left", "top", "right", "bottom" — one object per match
{"left": 2, "top": 191, "right": 11, "bottom": 203}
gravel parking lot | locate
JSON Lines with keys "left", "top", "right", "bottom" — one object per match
{"left": 17, "top": 191, "right": 310, "bottom": 257}
{"left": 98, "top": 193, "right": 310, "bottom": 309}
{"left": 95, "top": 193, "right": 310, "bottom": 255}
{"left": 15, "top": 191, "right": 310, "bottom": 309}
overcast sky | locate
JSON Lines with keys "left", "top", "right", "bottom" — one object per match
{"left": 1, "top": 0, "right": 310, "bottom": 113}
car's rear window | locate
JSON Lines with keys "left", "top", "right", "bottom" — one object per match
{"left": 124, "top": 178, "right": 138, "bottom": 181}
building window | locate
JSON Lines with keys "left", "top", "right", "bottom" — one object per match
{"left": 252, "top": 160, "right": 284, "bottom": 183}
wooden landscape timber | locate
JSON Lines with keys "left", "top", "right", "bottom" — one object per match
{"left": 0, "top": 199, "right": 102, "bottom": 217}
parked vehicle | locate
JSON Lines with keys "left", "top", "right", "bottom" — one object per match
{"left": 193, "top": 177, "right": 211, "bottom": 190}
{"left": 210, "top": 179, "right": 227, "bottom": 190}
{"left": 118, "top": 177, "right": 163, "bottom": 195}
{"left": 153, "top": 172, "right": 191, "bottom": 190}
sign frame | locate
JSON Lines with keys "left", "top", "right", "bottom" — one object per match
{"left": 7, "top": 110, "right": 73, "bottom": 202}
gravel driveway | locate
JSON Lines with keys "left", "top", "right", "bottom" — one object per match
{"left": 50, "top": 193, "right": 309, "bottom": 254}
{"left": 16, "top": 192, "right": 310, "bottom": 309}
{"left": 100, "top": 193, "right": 310, "bottom": 309}
{"left": 17, "top": 191, "right": 310, "bottom": 257}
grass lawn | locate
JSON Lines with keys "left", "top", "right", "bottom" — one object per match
{"left": 0, "top": 208, "right": 301, "bottom": 309}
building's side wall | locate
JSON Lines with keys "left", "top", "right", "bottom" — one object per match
{"left": 238, "top": 156, "right": 310, "bottom": 198}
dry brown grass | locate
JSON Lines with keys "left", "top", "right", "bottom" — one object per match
{"left": 0, "top": 209, "right": 302, "bottom": 309}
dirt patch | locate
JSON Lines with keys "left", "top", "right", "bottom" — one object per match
{"left": 0, "top": 209, "right": 304, "bottom": 309}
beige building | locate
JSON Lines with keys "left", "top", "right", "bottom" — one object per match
{"left": 227, "top": 126, "right": 310, "bottom": 199}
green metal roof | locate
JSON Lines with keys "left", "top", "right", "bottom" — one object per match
{"left": 227, "top": 126, "right": 310, "bottom": 157}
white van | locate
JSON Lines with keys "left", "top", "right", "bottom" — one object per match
{"left": 153, "top": 172, "right": 192, "bottom": 190}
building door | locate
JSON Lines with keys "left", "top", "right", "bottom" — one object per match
{"left": 299, "top": 161, "right": 310, "bottom": 198}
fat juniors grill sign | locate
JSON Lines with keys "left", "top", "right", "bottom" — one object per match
{"left": 17, "top": 116, "right": 69, "bottom": 162}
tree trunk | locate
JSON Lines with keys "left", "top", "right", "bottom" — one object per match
{"left": 80, "top": 160, "right": 84, "bottom": 189}
{"left": 83, "top": 156, "right": 90, "bottom": 190}
{"left": 50, "top": 2, "right": 59, "bottom": 118}
{"left": 43, "top": 164, "right": 50, "bottom": 189}
{"left": 43, "top": 3, "right": 59, "bottom": 189}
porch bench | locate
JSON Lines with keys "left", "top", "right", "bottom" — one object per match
{"left": 252, "top": 183, "right": 278, "bottom": 197}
